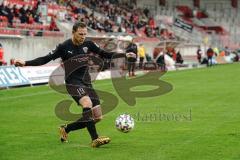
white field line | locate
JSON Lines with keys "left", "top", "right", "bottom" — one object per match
{"left": 0, "top": 82, "right": 112, "bottom": 101}
{"left": 0, "top": 90, "right": 55, "bottom": 101}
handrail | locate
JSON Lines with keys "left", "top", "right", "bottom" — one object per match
{"left": 0, "top": 27, "right": 65, "bottom": 37}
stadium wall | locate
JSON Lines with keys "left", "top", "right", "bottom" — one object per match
{"left": 0, "top": 37, "right": 64, "bottom": 64}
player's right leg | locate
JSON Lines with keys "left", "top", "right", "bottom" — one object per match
{"left": 58, "top": 85, "right": 89, "bottom": 143}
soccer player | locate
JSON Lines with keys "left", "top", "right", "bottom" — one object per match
{"left": 14, "top": 22, "right": 125, "bottom": 147}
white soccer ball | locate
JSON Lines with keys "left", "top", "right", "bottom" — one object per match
{"left": 115, "top": 114, "right": 134, "bottom": 133}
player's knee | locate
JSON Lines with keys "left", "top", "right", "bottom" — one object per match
{"left": 92, "top": 105, "right": 102, "bottom": 122}
{"left": 80, "top": 96, "right": 92, "bottom": 108}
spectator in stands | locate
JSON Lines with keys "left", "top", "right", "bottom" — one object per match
{"left": 0, "top": 2, "right": 3, "bottom": 16}
{"left": 2, "top": 4, "right": 13, "bottom": 26}
{"left": 206, "top": 46, "right": 214, "bottom": 66}
{"left": 34, "top": 12, "right": 43, "bottom": 24}
{"left": 145, "top": 25, "right": 152, "bottom": 37}
{"left": 26, "top": 6, "right": 33, "bottom": 16}
{"left": 0, "top": 43, "right": 6, "bottom": 66}
{"left": 12, "top": 4, "right": 19, "bottom": 17}
{"left": 126, "top": 40, "right": 138, "bottom": 77}
{"left": 19, "top": 5, "right": 26, "bottom": 18}
{"left": 196, "top": 46, "right": 202, "bottom": 63}
{"left": 96, "top": 20, "right": 104, "bottom": 32}
{"left": 155, "top": 27, "right": 161, "bottom": 37}
{"left": 116, "top": 14, "right": 122, "bottom": 26}
{"left": 0, "top": 3, "right": 6, "bottom": 16}
{"left": 143, "top": 8, "right": 149, "bottom": 17}
{"left": 117, "top": 23, "right": 126, "bottom": 33}
{"left": 103, "top": 19, "right": 113, "bottom": 32}
{"left": 148, "top": 17, "right": 155, "bottom": 29}
{"left": 160, "top": 28, "right": 169, "bottom": 40}
{"left": 49, "top": 17, "right": 60, "bottom": 31}
{"left": 19, "top": 5, "right": 28, "bottom": 24}
{"left": 27, "top": 13, "right": 34, "bottom": 24}
{"left": 138, "top": 43, "right": 146, "bottom": 69}
{"left": 88, "top": 18, "right": 98, "bottom": 30}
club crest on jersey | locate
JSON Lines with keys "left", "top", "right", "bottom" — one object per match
{"left": 83, "top": 47, "right": 88, "bottom": 53}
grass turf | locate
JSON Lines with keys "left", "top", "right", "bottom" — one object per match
{"left": 1, "top": 63, "right": 240, "bottom": 160}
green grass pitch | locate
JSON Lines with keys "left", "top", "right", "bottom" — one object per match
{"left": 1, "top": 63, "right": 240, "bottom": 160}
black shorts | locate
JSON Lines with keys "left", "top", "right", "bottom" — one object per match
{"left": 66, "top": 83, "right": 100, "bottom": 107}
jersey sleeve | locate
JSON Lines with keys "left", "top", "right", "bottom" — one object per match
{"left": 88, "top": 41, "right": 125, "bottom": 59}
{"left": 25, "top": 44, "right": 63, "bottom": 66}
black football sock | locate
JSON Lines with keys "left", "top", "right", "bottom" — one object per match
{"left": 65, "top": 117, "right": 87, "bottom": 133}
{"left": 65, "top": 107, "right": 93, "bottom": 133}
{"left": 86, "top": 119, "right": 99, "bottom": 140}
{"left": 83, "top": 108, "right": 99, "bottom": 140}
{"left": 65, "top": 107, "right": 98, "bottom": 140}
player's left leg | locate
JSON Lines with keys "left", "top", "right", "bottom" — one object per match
{"left": 90, "top": 105, "right": 110, "bottom": 147}
{"left": 92, "top": 105, "right": 102, "bottom": 123}
{"left": 90, "top": 92, "right": 102, "bottom": 123}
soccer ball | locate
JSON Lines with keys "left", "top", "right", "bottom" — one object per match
{"left": 115, "top": 114, "right": 134, "bottom": 133}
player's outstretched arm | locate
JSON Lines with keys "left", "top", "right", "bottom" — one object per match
{"left": 14, "top": 44, "right": 62, "bottom": 67}
{"left": 14, "top": 54, "right": 54, "bottom": 67}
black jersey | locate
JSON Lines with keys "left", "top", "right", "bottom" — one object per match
{"left": 25, "top": 39, "right": 124, "bottom": 84}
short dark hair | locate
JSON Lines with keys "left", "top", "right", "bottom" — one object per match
{"left": 72, "top": 22, "right": 86, "bottom": 33}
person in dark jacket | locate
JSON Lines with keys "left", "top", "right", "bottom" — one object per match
{"left": 125, "top": 41, "right": 138, "bottom": 77}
